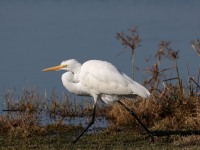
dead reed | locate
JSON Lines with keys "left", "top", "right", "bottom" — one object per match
{"left": 0, "top": 31, "right": 199, "bottom": 140}
{"left": 116, "top": 26, "right": 141, "bottom": 79}
{"left": 105, "top": 40, "right": 200, "bottom": 132}
{"left": 1, "top": 88, "right": 95, "bottom": 137}
{"left": 192, "top": 39, "right": 200, "bottom": 56}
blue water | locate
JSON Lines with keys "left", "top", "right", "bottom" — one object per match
{"left": 40, "top": 115, "right": 107, "bottom": 132}
{"left": 0, "top": 0, "right": 199, "bottom": 97}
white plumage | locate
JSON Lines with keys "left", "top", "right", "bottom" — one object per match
{"left": 42, "top": 59, "right": 152, "bottom": 143}
{"left": 59, "top": 59, "right": 150, "bottom": 104}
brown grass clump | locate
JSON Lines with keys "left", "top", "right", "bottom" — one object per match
{"left": 105, "top": 91, "right": 200, "bottom": 131}
{"left": 1, "top": 88, "right": 93, "bottom": 137}
{"left": 0, "top": 115, "right": 46, "bottom": 138}
{"left": 105, "top": 40, "right": 200, "bottom": 132}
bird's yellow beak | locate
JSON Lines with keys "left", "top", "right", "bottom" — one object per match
{"left": 42, "top": 64, "right": 65, "bottom": 72}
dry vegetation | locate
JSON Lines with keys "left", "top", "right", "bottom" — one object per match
{"left": 0, "top": 29, "right": 199, "bottom": 148}
{"left": 106, "top": 37, "right": 200, "bottom": 132}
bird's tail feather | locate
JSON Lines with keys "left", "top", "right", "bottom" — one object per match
{"left": 123, "top": 73, "right": 150, "bottom": 98}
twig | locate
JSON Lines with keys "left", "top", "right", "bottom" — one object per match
{"left": 192, "top": 39, "right": 200, "bottom": 56}
{"left": 190, "top": 78, "right": 200, "bottom": 89}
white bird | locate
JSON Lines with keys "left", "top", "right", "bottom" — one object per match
{"left": 42, "top": 59, "right": 154, "bottom": 143}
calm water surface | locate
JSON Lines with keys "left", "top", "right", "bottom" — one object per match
{"left": 0, "top": 0, "right": 199, "bottom": 104}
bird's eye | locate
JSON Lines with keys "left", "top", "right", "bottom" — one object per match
{"left": 62, "top": 65, "right": 67, "bottom": 68}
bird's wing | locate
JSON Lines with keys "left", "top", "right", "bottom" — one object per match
{"left": 122, "top": 73, "right": 150, "bottom": 98}
{"left": 79, "top": 60, "right": 149, "bottom": 98}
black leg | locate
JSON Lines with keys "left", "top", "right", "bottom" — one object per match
{"left": 72, "top": 103, "right": 96, "bottom": 143}
{"left": 118, "top": 100, "right": 154, "bottom": 142}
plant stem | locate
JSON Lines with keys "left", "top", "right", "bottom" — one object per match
{"left": 132, "top": 49, "right": 134, "bottom": 80}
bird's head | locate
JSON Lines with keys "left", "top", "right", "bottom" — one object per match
{"left": 42, "top": 59, "right": 80, "bottom": 72}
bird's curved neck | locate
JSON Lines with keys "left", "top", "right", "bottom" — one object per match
{"left": 63, "top": 80, "right": 80, "bottom": 95}
{"left": 71, "top": 64, "right": 81, "bottom": 82}
{"left": 61, "top": 72, "right": 88, "bottom": 96}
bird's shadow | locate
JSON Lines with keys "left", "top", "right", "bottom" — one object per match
{"left": 151, "top": 130, "right": 200, "bottom": 137}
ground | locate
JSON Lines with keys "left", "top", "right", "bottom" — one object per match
{"left": 1, "top": 127, "right": 200, "bottom": 150}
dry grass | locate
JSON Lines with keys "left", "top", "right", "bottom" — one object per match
{"left": 0, "top": 35, "right": 200, "bottom": 148}
{"left": 1, "top": 88, "right": 92, "bottom": 138}
{"left": 0, "top": 114, "right": 46, "bottom": 138}
{"left": 105, "top": 87, "right": 200, "bottom": 131}
{"left": 1, "top": 62, "right": 199, "bottom": 138}
{"left": 105, "top": 40, "right": 200, "bottom": 132}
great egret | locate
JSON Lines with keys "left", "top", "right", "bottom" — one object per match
{"left": 42, "top": 59, "right": 154, "bottom": 143}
